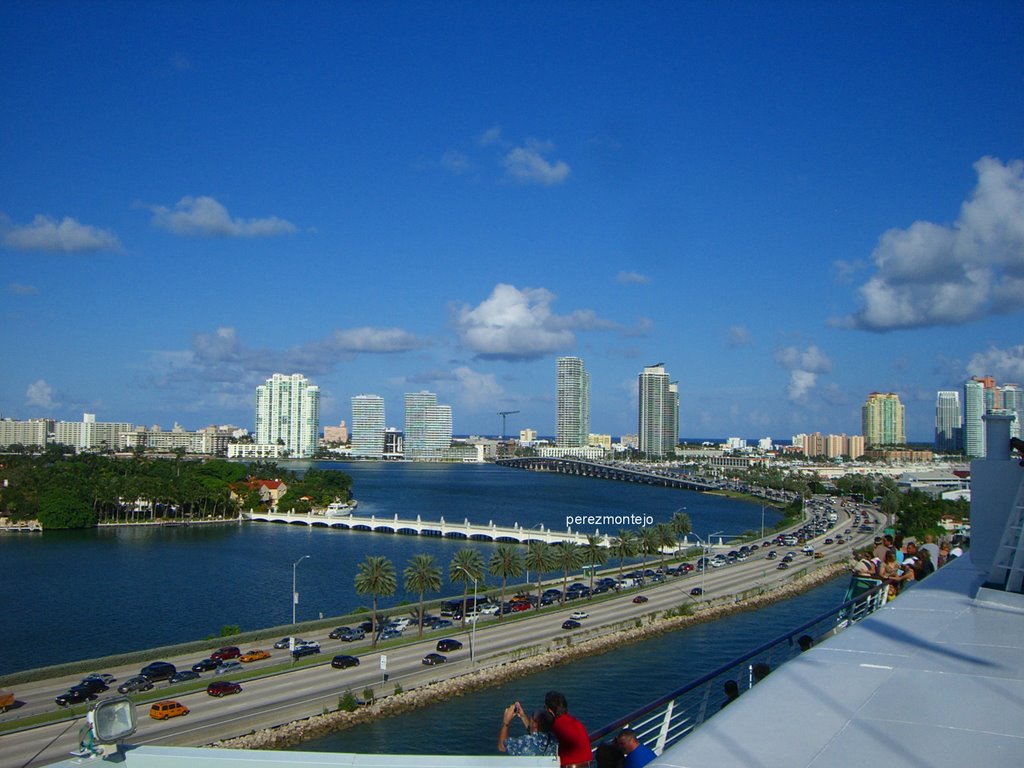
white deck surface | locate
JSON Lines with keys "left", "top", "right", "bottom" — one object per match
{"left": 652, "top": 553, "right": 1024, "bottom": 768}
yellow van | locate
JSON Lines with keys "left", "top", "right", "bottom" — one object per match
{"left": 149, "top": 700, "right": 189, "bottom": 720}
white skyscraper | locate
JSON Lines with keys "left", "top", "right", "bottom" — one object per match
{"left": 255, "top": 373, "right": 320, "bottom": 458}
{"left": 639, "top": 363, "right": 679, "bottom": 457}
{"left": 999, "top": 383, "right": 1023, "bottom": 440}
{"left": 934, "top": 390, "right": 962, "bottom": 452}
{"left": 404, "top": 391, "right": 452, "bottom": 460}
{"left": 964, "top": 378, "right": 988, "bottom": 458}
{"left": 556, "top": 357, "right": 589, "bottom": 448}
{"left": 351, "top": 395, "right": 386, "bottom": 459}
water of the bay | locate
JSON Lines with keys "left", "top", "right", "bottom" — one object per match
{"left": 0, "top": 462, "right": 781, "bottom": 676}
{"left": 297, "top": 576, "right": 850, "bottom": 756}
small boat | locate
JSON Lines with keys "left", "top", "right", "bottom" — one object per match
{"left": 325, "top": 500, "right": 358, "bottom": 517}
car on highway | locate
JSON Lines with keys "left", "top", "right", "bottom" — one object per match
{"left": 75, "top": 677, "right": 109, "bottom": 695}
{"left": 561, "top": 619, "right": 581, "bottom": 630}
{"left": 340, "top": 628, "right": 365, "bottom": 642}
{"left": 192, "top": 658, "right": 222, "bottom": 673}
{"left": 82, "top": 673, "right": 115, "bottom": 686}
{"left": 210, "top": 646, "right": 241, "bottom": 661}
{"left": 331, "top": 655, "right": 360, "bottom": 669}
{"left": 329, "top": 626, "right": 352, "bottom": 639}
{"left": 239, "top": 649, "right": 271, "bottom": 663}
{"left": 149, "top": 700, "right": 189, "bottom": 720}
{"left": 434, "top": 618, "right": 455, "bottom": 628}
{"left": 140, "top": 661, "right": 177, "bottom": 681}
{"left": 569, "top": 610, "right": 589, "bottom": 620}
{"left": 690, "top": 587, "right": 704, "bottom": 596}
{"left": 421, "top": 653, "right": 447, "bottom": 666}
{"left": 273, "top": 637, "right": 304, "bottom": 649}
{"left": 632, "top": 595, "right": 649, "bottom": 604}
{"left": 206, "top": 681, "right": 241, "bottom": 697}
{"left": 55, "top": 685, "right": 100, "bottom": 706}
{"left": 777, "top": 562, "right": 790, "bottom": 569}
{"left": 117, "top": 676, "right": 154, "bottom": 694}
{"left": 214, "top": 660, "right": 243, "bottom": 675}
{"left": 292, "top": 644, "right": 321, "bottom": 659}
{"left": 436, "top": 638, "right": 463, "bottom": 652}
{"left": 169, "top": 670, "right": 200, "bottom": 684}
{"left": 378, "top": 628, "right": 403, "bottom": 641}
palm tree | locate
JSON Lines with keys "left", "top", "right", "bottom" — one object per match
{"left": 523, "top": 541, "right": 554, "bottom": 610}
{"left": 403, "top": 554, "right": 441, "bottom": 637}
{"left": 583, "top": 533, "right": 608, "bottom": 597}
{"left": 449, "top": 548, "right": 484, "bottom": 627}
{"left": 553, "top": 541, "right": 585, "bottom": 600}
{"left": 655, "top": 523, "right": 676, "bottom": 570}
{"left": 354, "top": 555, "right": 396, "bottom": 647}
{"left": 670, "top": 510, "right": 692, "bottom": 552}
{"left": 638, "top": 527, "right": 661, "bottom": 571}
{"left": 489, "top": 544, "right": 524, "bottom": 619}
{"left": 611, "top": 529, "right": 637, "bottom": 577}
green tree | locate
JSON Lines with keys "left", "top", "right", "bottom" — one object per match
{"left": 553, "top": 541, "right": 585, "bottom": 600}
{"left": 523, "top": 541, "right": 554, "bottom": 611}
{"left": 449, "top": 548, "right": 484, "bottom": 627}
{"left": 403, "top": 554, "right": 441, "bottom": 637}
{"left": 669, "top": 510, "right": 692, "bottom": 550}
{"left": 582, "top": 534, "right": 608, "bottom": 597}
{"left": 354, "top": 555, "right": 396, "bottom": 647}
{"left": 611, "top": 530, "right": 637, "bottom": 577}
{"left": 37, "top": 486, "right": 96, "bottom": 529}
{"left": 488, "top": 544, "right": 524, "bottom": 620}
{"left": 637, "top": 527, "right": 661, "bottom": 571}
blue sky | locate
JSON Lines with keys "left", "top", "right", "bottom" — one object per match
{"left": 2, "top": 1, "right": 1023, "bottom": 442}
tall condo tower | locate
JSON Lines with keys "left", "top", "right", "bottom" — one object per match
{"left": 861, "top": 392, "right": 905, "bottom": 448}
{"left": 556, "top": 357, "right": 590, "bottom": 448}
{"left": 998, "top": 383, "right": 1023, "bottom": 440}
{"left": 404, "top": 391, "right": 452, "bottom": 460}
{"left": 934, "top": 391, "right": 962, "bottom": 452}
{"left": 964, "top": 376, "right": 997, "bottom": 457}
{"left": 255, "top": 373, "right": 320, "bottom": 458}
{"left": 638, "top": 363, "right": 679, "bottom": 457}
{"left": 351, "top": 395, "right": 386, "bottom": 459}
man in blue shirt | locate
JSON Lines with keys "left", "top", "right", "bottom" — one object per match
{"left": 617, "top": 728, "right": 656, "bottom": 768}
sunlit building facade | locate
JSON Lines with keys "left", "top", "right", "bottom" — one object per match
{"left": 556, "top": 357, "right": 589, "bottom": 448}
{"left": 861, "top": 392, "right": 905, "bottom": 448}
{"left": 638, "top": 363, "right": 679, "bottom": 457}
{"left": 351, "top": 395, "right": 385, "bottom": 459}
{"left": 934, "top": 390, "right": 962, "bottom": 453}
{"left": 255, "top": 373, "right": 320, "bottom": 458}
{"left": 404, "top": 391, "right": 452, "bottom": 460}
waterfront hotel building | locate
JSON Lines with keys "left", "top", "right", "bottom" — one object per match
{"left": 861, "top": 392, "right": 905, "bottom": 448}
{"left": 350, "top": 395, "right": 386, "bottom": 459}
{"left": 404, "top": 391, "right": 452, "bottom": 460}
{"left": 253, "top": 373, "right": 320, "bottom": 458}
{"left": 556, "top": 356, "right": 590, "bottom": 448}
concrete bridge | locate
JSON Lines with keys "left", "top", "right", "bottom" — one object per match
{"left": 242, "top": 509, "right": 615, "bottom": 547}
{"left": 495, "top": 457, "right": 724, "bottom": 492}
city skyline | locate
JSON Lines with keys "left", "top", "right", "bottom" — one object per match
{"left": 2, "top": 3, "right": 1023, "bottom": 442}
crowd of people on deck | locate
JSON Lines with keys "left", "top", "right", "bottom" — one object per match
{"left": 852, "top": 533, "right": 963, "bottom": 598}
{"left": 498, "top": 690, "right": 657, "bottom": 768}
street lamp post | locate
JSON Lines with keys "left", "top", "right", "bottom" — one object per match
{"left": 454, "top": 565, "right": 478, "bottom": 664}
{"left": 292, "top": 554, "right": 310, "bottom": 625}
{"left": 694, "top": 530, "right": 723, "bottom": 599}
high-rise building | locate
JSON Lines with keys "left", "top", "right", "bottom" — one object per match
{"left": 638, "top": 363, "right": 679, "bottom": 457}
{"left": 934, "top": 391, "right": 962, "bottom": 453}
{"left": 861, "top": 392, "right": 905, "bottom": 448}
{"left": 255, "top": 373, "right": 320, "bottom": 458}
{"left": 556, "top": 357, "right": 589, "bottom": 448}
{"left": 964, "top": 376, "right": 997, "bottom": 458}
{"left": 404, "top": 391, "right": 452, "bottom": 460}
{"left": 351, "top": 396, "right": 385, "bottom": 458}
{"left": 999, "top": 383, "right": 1023, "bottom": 440}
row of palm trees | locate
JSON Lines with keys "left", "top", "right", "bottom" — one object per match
{"left": 353, "top": 512, "right": 692, "bottom": 646}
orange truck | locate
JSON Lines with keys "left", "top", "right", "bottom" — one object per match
{"left": 0, "top": 690, "right": 14, "bottom": 713}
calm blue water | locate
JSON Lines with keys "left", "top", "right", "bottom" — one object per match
{"left": 0, "top": 463, "right": 780, "bottom": 676}
{"left": 297, "top": 577, "right": 850, "bottom": 755}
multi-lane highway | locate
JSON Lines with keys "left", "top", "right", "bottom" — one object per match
{"left": 0, "top": 501, "right": 880, "bottom": 768}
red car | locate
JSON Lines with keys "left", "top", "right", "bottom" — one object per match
{"left": 206, "top": 681, "right": 242, "bottom": 697}
{"left": 210, "top": 646, "right": 241, "bottom": 661}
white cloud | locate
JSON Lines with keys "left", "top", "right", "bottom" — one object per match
{"left": 967, "top": 345, "right": 1024, "bottom": 382}
{"left": 616, "top": 271, "right": 650, "bottom": 285}
{"left": 2, "top": 213, "right": 120, "bottom": 252}
{"left": 149, "top": 196, "right": 297, "bottom": 238}
{"left": 453, "top": 283, "right": 608, "bottom": 360}
{"left": 452, "top": 366, "right": 505, "bottom": 408}
{"left": 774, "top": 344, "right": 833, "bottom": 403}
{"left": 842, "top": 157, "right": 1024, "bottom": 330}
{"left": 726, "top": 325, "right": 751, "bottom": 348}
{"left": 7, "top": 283, "right": 37, "bottom": 295}
{"left": 478, "top": 125, "right": 502, "bottom": 146}
{"left": 502, "top": 139, "right": 570, "bottom": 186}
{"left": 440, "top": 150, "right": 472, "bottom": 175}
{"left": 26, "top": 379, "right": 58, "bottom": 409}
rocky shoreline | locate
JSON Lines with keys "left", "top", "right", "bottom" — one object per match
{"left": 213, "top": 562, "right": 852, "bottom": 751}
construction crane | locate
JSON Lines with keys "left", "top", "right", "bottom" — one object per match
{"left": 497, "top": 410, "right": 520, "bottom": 439}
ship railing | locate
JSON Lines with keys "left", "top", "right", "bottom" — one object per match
{"left": 587, "top": 580, "right": 888, "bottom": 756}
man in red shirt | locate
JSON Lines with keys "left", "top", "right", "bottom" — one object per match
{"left": 545, "top": 690, "right": 592, "bottom": 768}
